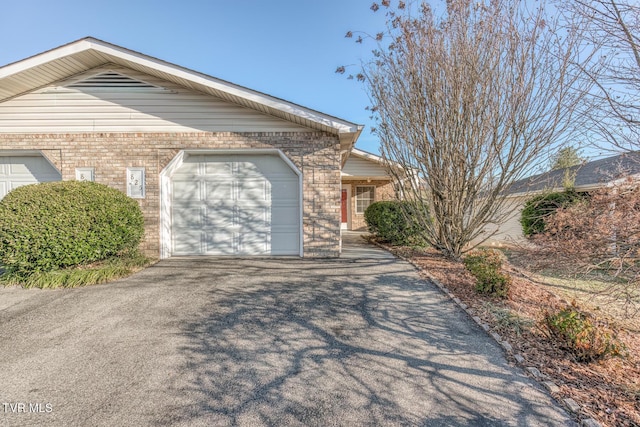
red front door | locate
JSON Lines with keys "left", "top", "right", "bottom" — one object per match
{"left": 341, "top": 189, "right": 348, "bottom": 223}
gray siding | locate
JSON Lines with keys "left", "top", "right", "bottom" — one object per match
{"left": 476, "top": 196, "right": 529, "bottom": 247}
{"left": 342, "top": 155, "right": 388, "bottom": 178}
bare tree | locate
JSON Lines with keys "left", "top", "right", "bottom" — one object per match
{"left": 345, "top": 0, "right": 591, "bottom": 258}
{"left": 562, "top": 0, "right": 640, "bottom": 152}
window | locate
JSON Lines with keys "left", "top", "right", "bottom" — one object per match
{"left": 127, "top": 167, "right": 145, "bottom": 198}
{"left": 355, "top": 186, "right": 375, "bottom": 214}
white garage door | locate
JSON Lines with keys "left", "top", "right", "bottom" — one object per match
{"left": 0, "top": 155, "right": 61, "bottom": 199}
{"left": 171, "top": 153, "right": 300, "bottom": 256}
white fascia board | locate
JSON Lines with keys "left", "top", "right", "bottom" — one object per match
{"left": 0, "top": 39, "right": 94, "bottom": 79}
{"left": 348, "top": 147, "right": 409, "bottom": 173}
{"left": 351, "top": 148, "right": 384, "bottom": 163}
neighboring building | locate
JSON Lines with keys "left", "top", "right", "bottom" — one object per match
{"left": 340, "top": 148, "right": 395, "bottom": 231}
{"left": 482, "top": 151, "right": 640, "bottom": 246}
{"left": 0, "top": 37, "right": 363, "bottom": 258}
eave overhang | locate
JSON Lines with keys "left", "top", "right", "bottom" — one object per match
{"left": 0, "top": 37, "right": 362, "bottom": 156}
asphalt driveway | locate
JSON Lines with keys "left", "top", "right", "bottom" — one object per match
{"left": 0, "top": 238, "right": 575, "bottom": 426}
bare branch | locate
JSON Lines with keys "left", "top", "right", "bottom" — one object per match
{"left": 359, "top": 0, "right": 591, "bottom": 258}
{"left": 561, "top": 0, "right": 640, "bottom": 151}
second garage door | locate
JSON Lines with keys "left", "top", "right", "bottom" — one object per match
{"left": 171, "top": 153, "right": 300, "bottom": 256}
{"left": 0, "top": 155, "right": 61, "bottom": 199}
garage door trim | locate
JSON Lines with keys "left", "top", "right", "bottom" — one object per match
{"left": 159, "top": 149, "right": 303, "bottom": 259}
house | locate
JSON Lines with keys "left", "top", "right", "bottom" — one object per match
{"left": 340, "top": 148, "right": 395, "bottom": 231}
{"left": 483, "top": 151, "right": 640, "bottom": 246}
{"left": 0, "top": 37, "right": 363, "bottom": 258}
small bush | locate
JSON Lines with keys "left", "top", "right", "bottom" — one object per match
{"left": 0, "top": 181, "right": 144, "bottom": 276}
{"left": 364, "top": 200, "right": 426, "bottom": 245}
{"left": 520, "top": 190, "right": 585, "bottom": 237}
{"left": 544, "top": 303, "right": 627, "bottom": 362}
{"left": 463, "top": 249, "right": 512, "bottom": 298}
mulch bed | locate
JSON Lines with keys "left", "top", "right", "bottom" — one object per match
{"left": 383, "top": 244, "right": 640, "bottom": 427}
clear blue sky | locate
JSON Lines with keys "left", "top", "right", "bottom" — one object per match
{"left": 0, "top": 0, "right": 387, "bottom": 153}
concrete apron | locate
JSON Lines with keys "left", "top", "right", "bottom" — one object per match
{"left": 340, "top": 231, "right": 396, "bottom": 260}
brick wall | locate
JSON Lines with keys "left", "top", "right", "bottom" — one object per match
{"left": 0, "top": 132, "right": 342, "bottom": 258}
{"left": 343, "top": 180, "right": 395, "bottom": 230}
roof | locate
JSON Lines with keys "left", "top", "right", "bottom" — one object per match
{"left": 342, "top": 148, "right": 391, "bottom": 180}
{"left": 0, "top": 37, "right": 362, "bottom": 160}
{"left": 349, "top": 148, "right": 384, "bottom": 162}
{"left": 507, "top": 151, "right": 640, "bottom": 195}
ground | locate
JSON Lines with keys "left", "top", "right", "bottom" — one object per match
{"left": 0, "top": 253, "right": 574, "bottom": 426}
{"left": 384, "top": 243, "right": 640, "bottom": 427}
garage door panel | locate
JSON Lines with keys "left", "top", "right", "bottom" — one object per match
{"left": 204, "top": 230, "right": 236, "bottom": 255}
{"left": 271, "top": 179, "right": 298, "bottom": 194}
{"left": 271, "top": 231, "right": 300, "bottom": 254}
{"left": 173, "top": 229, "right": 203, "bottom": 255}
{"left": 8, "top": 163, "right": 30, "bottom": 174}
{"left": 234, "top": 161, "right": 262, "bottom": 178}
{"left": 251, "top": 156, "right": 295, "bottom": 175}
{"left": 10, "top": 159, "right": 41, "bottom": 175}
{"left": 203, "top": 159, "right": 234, "bottom": 177}
{"left": 234, "top": 199, "right": 270, "bottom": 209}
{"left": 271, "top": 206, "right": 299, "bottom": 226}
{"left": 203, "top": 207, "right": 235, "bottom": 227}
{"left": 172, "top": 207, "right": 203, "bottom": 228}
{"left": 177, "top": 157, "right": 203, "bottom": 175}
{"left": 237, "top": 207, "right": 270, "bottom": 227}
{"left": 204, "top": 180, "right": 233, "bottom": 200}
{"left": 170, "top": 153, "right": 300, "bottom": 256}
{"left": 173, "top": 180, "right": 201, "bottom": 201}
{"left": 237, "top": 180, "right": 269, "bottom": 201}
{"left": 238, "top": 232, "right": 269, "bottom": 255}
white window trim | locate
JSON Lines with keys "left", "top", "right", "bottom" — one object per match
{"left": 127, "top": 167, "right": 145, "bottom": 198}
{"left": 355, "top": 185, "right": 375, "bottom": 215}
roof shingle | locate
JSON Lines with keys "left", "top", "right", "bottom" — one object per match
{"left": 507, "top": 151, "right": 640, "bottom": 195}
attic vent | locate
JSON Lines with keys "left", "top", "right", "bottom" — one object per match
{"left": 67, "top": 72, "right": 160, "bottom": 90}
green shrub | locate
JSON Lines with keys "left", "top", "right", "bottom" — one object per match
{"left": 0, "top": 181, "right": 144, "bottom": 276}
{"left": 364, "top": 200, "right": 426, "bottom": 245}
{"left": 463, "top": 249, "right": 512, "bottom": 298}
{"left": 544, "top": 303, "right": 626, "bottom": 362}
{"left": 520, "top": 190, "right": 584, "bottom": 237}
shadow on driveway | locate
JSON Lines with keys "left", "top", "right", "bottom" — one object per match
{"left": 0, "top": 248, "right": 574, "bottom": 426}
{"left": 152, "top": 257, "right": 574, "bottom": 426}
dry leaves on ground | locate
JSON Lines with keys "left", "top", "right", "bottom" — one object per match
{"left": 384, "top": 244, "right": 640, "bottom": 427}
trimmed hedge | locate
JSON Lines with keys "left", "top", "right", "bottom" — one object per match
{"left": 0, "top": 181, "right": 144, "bottom": 276}
{"left": 364, "top": 200, "right": 426, "bottom": 245}
{"left": 520, "top": 190, "right": 584, "bottom": 237}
